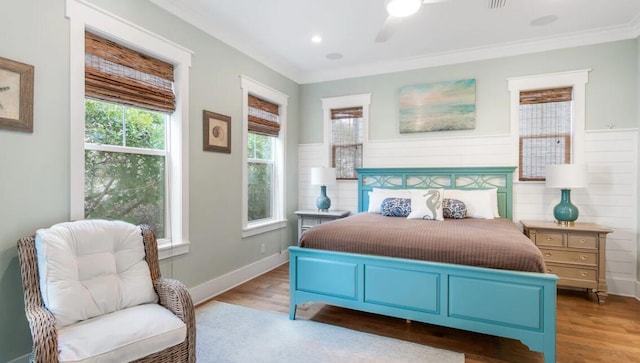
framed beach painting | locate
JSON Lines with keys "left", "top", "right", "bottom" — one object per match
{"left": 399, "top": 79, "right": 476, "bottom": 133}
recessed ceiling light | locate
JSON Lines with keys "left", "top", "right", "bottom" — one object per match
{"left": 530, "top": 15, "right": 558, "bottom": 26}
{"left": 311, "top": 35, "right": 322, "bottom": 44}
{"left": 326, "top": 52, "right": 343, "bottom": 60}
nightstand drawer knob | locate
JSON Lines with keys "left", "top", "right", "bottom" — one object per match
{"left": 580, "top": 272, "right": 587, "bottom": 277}
{"left": 580, "top": 255, "right": 588, "bottom": 261}
{"left": 546, "top": 268, "right": 552, "bottom": 273}
{"left": 579, "top": 239, "right": 585, "bottom": 244}
{"left": 544, "top": 253, "right": 552, "bottom": 257}
{"left": 546, "top": 237, "right": 553, "bottom": 241}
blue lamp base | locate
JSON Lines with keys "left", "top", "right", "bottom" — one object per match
{"left": 554, "top": 189, "right": 579, "bottom": 226}
{"left": 316, "top": 185, "right": 331, "bottom": 212}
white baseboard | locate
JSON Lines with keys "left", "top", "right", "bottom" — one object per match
{"left": 189, "top": 250, "right": 289, "bottom": 306}
{"left": 606, "top": 277, "right": 638, "bottom": 298}
{"left": 7, "top": 354, "right": 29, "bottom": 363}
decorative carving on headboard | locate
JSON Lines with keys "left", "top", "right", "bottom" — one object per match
{"left": 363, "top": 175, "right": 403, "bottom": 187}
{"left": 455, "top": 175, "right": 507, "bottom": 189}
{"left": 407, "top": 176, "right": 451, "bottom": 188}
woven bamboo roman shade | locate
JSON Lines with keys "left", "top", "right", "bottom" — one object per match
{"left": 85, "top": 31, "right": 175, "bottom": 113}
{"left": 519, "top": 87, "right": 572, "bottom": 104}
{"left": 248, "top": 95, "right": 280, "bottom": 137}
{"left": 519, "top": 86, "right": 573, "bottom": 181}
{"left": 331, "top": 107, "right": 362, "bottom": 120}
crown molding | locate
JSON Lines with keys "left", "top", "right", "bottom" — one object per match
{"left": 149, "top": 0, "right": 304, "bottom": 82}
{"left": 151, "top": 0, "right": 640, "bottom": 85}
{"left": 299, "top": 24, "right": 639, "bottom": 84}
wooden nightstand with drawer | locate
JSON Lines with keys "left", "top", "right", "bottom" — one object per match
{"left": 294, "top": 210, "right": 350, "bottom": 245}
{"left": 521, "top": 220, "right": 612, "bottom": 303}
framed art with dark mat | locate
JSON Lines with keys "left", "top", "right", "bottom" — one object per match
{"left": 0, "top": 56, "right": 34, "bottom": 133}
{"left": 203, "top": 110, "right": 231, "bottom": 153}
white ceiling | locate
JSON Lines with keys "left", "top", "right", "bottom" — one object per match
{"left": 151, "top": 0, "right": 640, "bottom": 84}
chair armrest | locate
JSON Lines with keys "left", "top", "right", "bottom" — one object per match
{"left": 154, "top": 277, "right": 196, "bottom": 362}
{"left": 25, "top": 305, "right": 58, "bottom": 362}
{"left": 154, "top": 277, "right": 194, "bottom": 323}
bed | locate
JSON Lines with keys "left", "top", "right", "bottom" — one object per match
{"left": 289, "top": 167, "right": 558, "bottom": 363}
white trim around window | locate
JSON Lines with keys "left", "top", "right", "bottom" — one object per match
{"left": 507, "top": 70, "right": 590, "bottom": 176}
{"left": 240, "top": 76, "right": 289, "bottom": 237}
{"left": 321, "top": 93, "right": 372, "bottom": 168}
{"left": 66, "top": 0, "right": 193, "bottom": 257}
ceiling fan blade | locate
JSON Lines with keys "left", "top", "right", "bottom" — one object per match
{"left": 375, "top": 16, "right": 404, "bottom": 43}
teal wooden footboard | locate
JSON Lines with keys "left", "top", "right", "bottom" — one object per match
{"left": 289, "top": 247, "right": 558, "bottom": 363}
{"left": 289, "top": 167, "right": 558, "bottom": 363}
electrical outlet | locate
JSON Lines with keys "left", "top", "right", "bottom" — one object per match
{"left": 260, "top": 243, "right": 266, "bottom": 254}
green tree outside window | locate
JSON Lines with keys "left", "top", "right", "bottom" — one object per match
{"left": 84, "top": 99, "right": 167, "bottom": 237}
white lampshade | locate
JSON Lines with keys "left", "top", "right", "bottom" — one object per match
{"left": 545, "top": 164, "right": 588, "bottom": 189}
{"left": 310, "top": 167, "right": 336, "bottom": 186}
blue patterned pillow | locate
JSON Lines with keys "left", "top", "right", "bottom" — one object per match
{"left": 381, "top": 198, "right": 412, "bottom": 217}
{"left": 442, "top": 198, "right": 467, "bottom": 219}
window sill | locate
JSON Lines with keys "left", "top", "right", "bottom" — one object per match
{"left": 158, "top": 240, "right": 190, "bottom": 260}
{"left": 242, "top": 219, "right": 287, "bottom": 238}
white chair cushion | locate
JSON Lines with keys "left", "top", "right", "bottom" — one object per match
{"left": 57, "top": 303, "right": 186, "bottom": 363}
{"left": 35, "top": 220, "right": 158, "bottom": 328}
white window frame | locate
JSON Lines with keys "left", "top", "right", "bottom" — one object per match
{"left": 240, "top": 76, "right": 288, "bottom": 237}
{"left": 67, "top": 0, "right": 192, "bottom": 258}
{"left": 321, "top": 93, "right": 372, "bottom": 170}
{"left": 508, "top": 70, "right": 590, "bottom": 181}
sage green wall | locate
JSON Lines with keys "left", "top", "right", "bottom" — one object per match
{"left": 300, "top": 40, "right": 638, "bottom": 143}
{"left": 0, "top": 0, "right": 299, "bottom": 361}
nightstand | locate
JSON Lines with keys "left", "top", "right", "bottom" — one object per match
{"left": 294, "top": 210, "right": 350, "bottom": 244}
{"left": 521, "top": 220, "right": 612, "bottom": 303}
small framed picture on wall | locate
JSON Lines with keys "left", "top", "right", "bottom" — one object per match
{"left": 203, "top": 110, "right": 231, "bottom": 153}
{"left": 0, "top": 56, "right": 34, "bottom": 133}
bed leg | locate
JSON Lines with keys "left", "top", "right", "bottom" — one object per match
{"left": 289, "top": 304, "right": 297, "bottom": 320}
{"left": 543, "top": 350, "right": 555, "bottom": 363}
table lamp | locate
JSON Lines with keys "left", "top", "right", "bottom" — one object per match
{"left": 310, "top": 167, "right": 336, "bottom": 212}
{"left": 545, "top": 163, "right": 587, "bottom": 226}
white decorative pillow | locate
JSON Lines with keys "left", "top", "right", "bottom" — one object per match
{"left": 35, "top": 220, "right": 158, "bottom": 328}
{"left": 443, "top": 188, "right": 498, "bottom": 219}
{"left": 367, "top": 189, "right": 411, "bottom": 213}
{"left": 407, "top": 189, "right": 444, "bottom": 221}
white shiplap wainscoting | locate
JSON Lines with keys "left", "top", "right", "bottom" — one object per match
{"left": 298, "top": 129, "right": 638, "bottom": 297}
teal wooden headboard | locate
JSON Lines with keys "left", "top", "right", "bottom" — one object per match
{"left": 356, "top": 167, "right": 516, "bottom": 220}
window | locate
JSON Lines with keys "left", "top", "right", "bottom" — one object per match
{"left": 247, "top": 95, "right": 279, "bottom": 222}
{"left": 84, "top": 31, "right": 172, "bottom": 236}
{"left": 68, "top": 0, "right": 192, "bottom": 257}
{"left": 508, "top": 70, "right": 589, "bottom": 181}
{"left": 241, "top": 76, "right": 288, "bottom": 237}
{"left": 84, "top": 99, "right": 168, "bottom": 236}
{"left": 322, "top": 94, "right": 371, "bottom": 179}
{"left": 518, "top": 87, "right": 572, "bottom": 181}
{"left": 331, "top": 107, "right": 363, "bottom": 180}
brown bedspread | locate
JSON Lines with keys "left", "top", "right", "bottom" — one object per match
{"left": 299, "top": 213, "right": 546, "bottom": 273}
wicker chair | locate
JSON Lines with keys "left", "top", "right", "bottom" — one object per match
{"left": 17, "top": 223, "right": 196, "bottom": 363}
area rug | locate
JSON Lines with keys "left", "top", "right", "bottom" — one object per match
{"left": 196, "top": 301, "right": 464, "bottom": 363}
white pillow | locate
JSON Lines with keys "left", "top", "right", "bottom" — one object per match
{"left": 35, "top": 220, "right": 158, "bottom": 328}
{"left": 407, "top": 189, "right": 444, "bottom": 221}
{"left": 368, "top": 189, "right": 411, "bottom": 213}
{"left": 443, "top": 188, "right": 498, "bottom": 219}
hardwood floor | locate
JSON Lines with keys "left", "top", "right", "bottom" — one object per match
{"left": 209, "top": 263, "right": 640, "bottom": 363}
